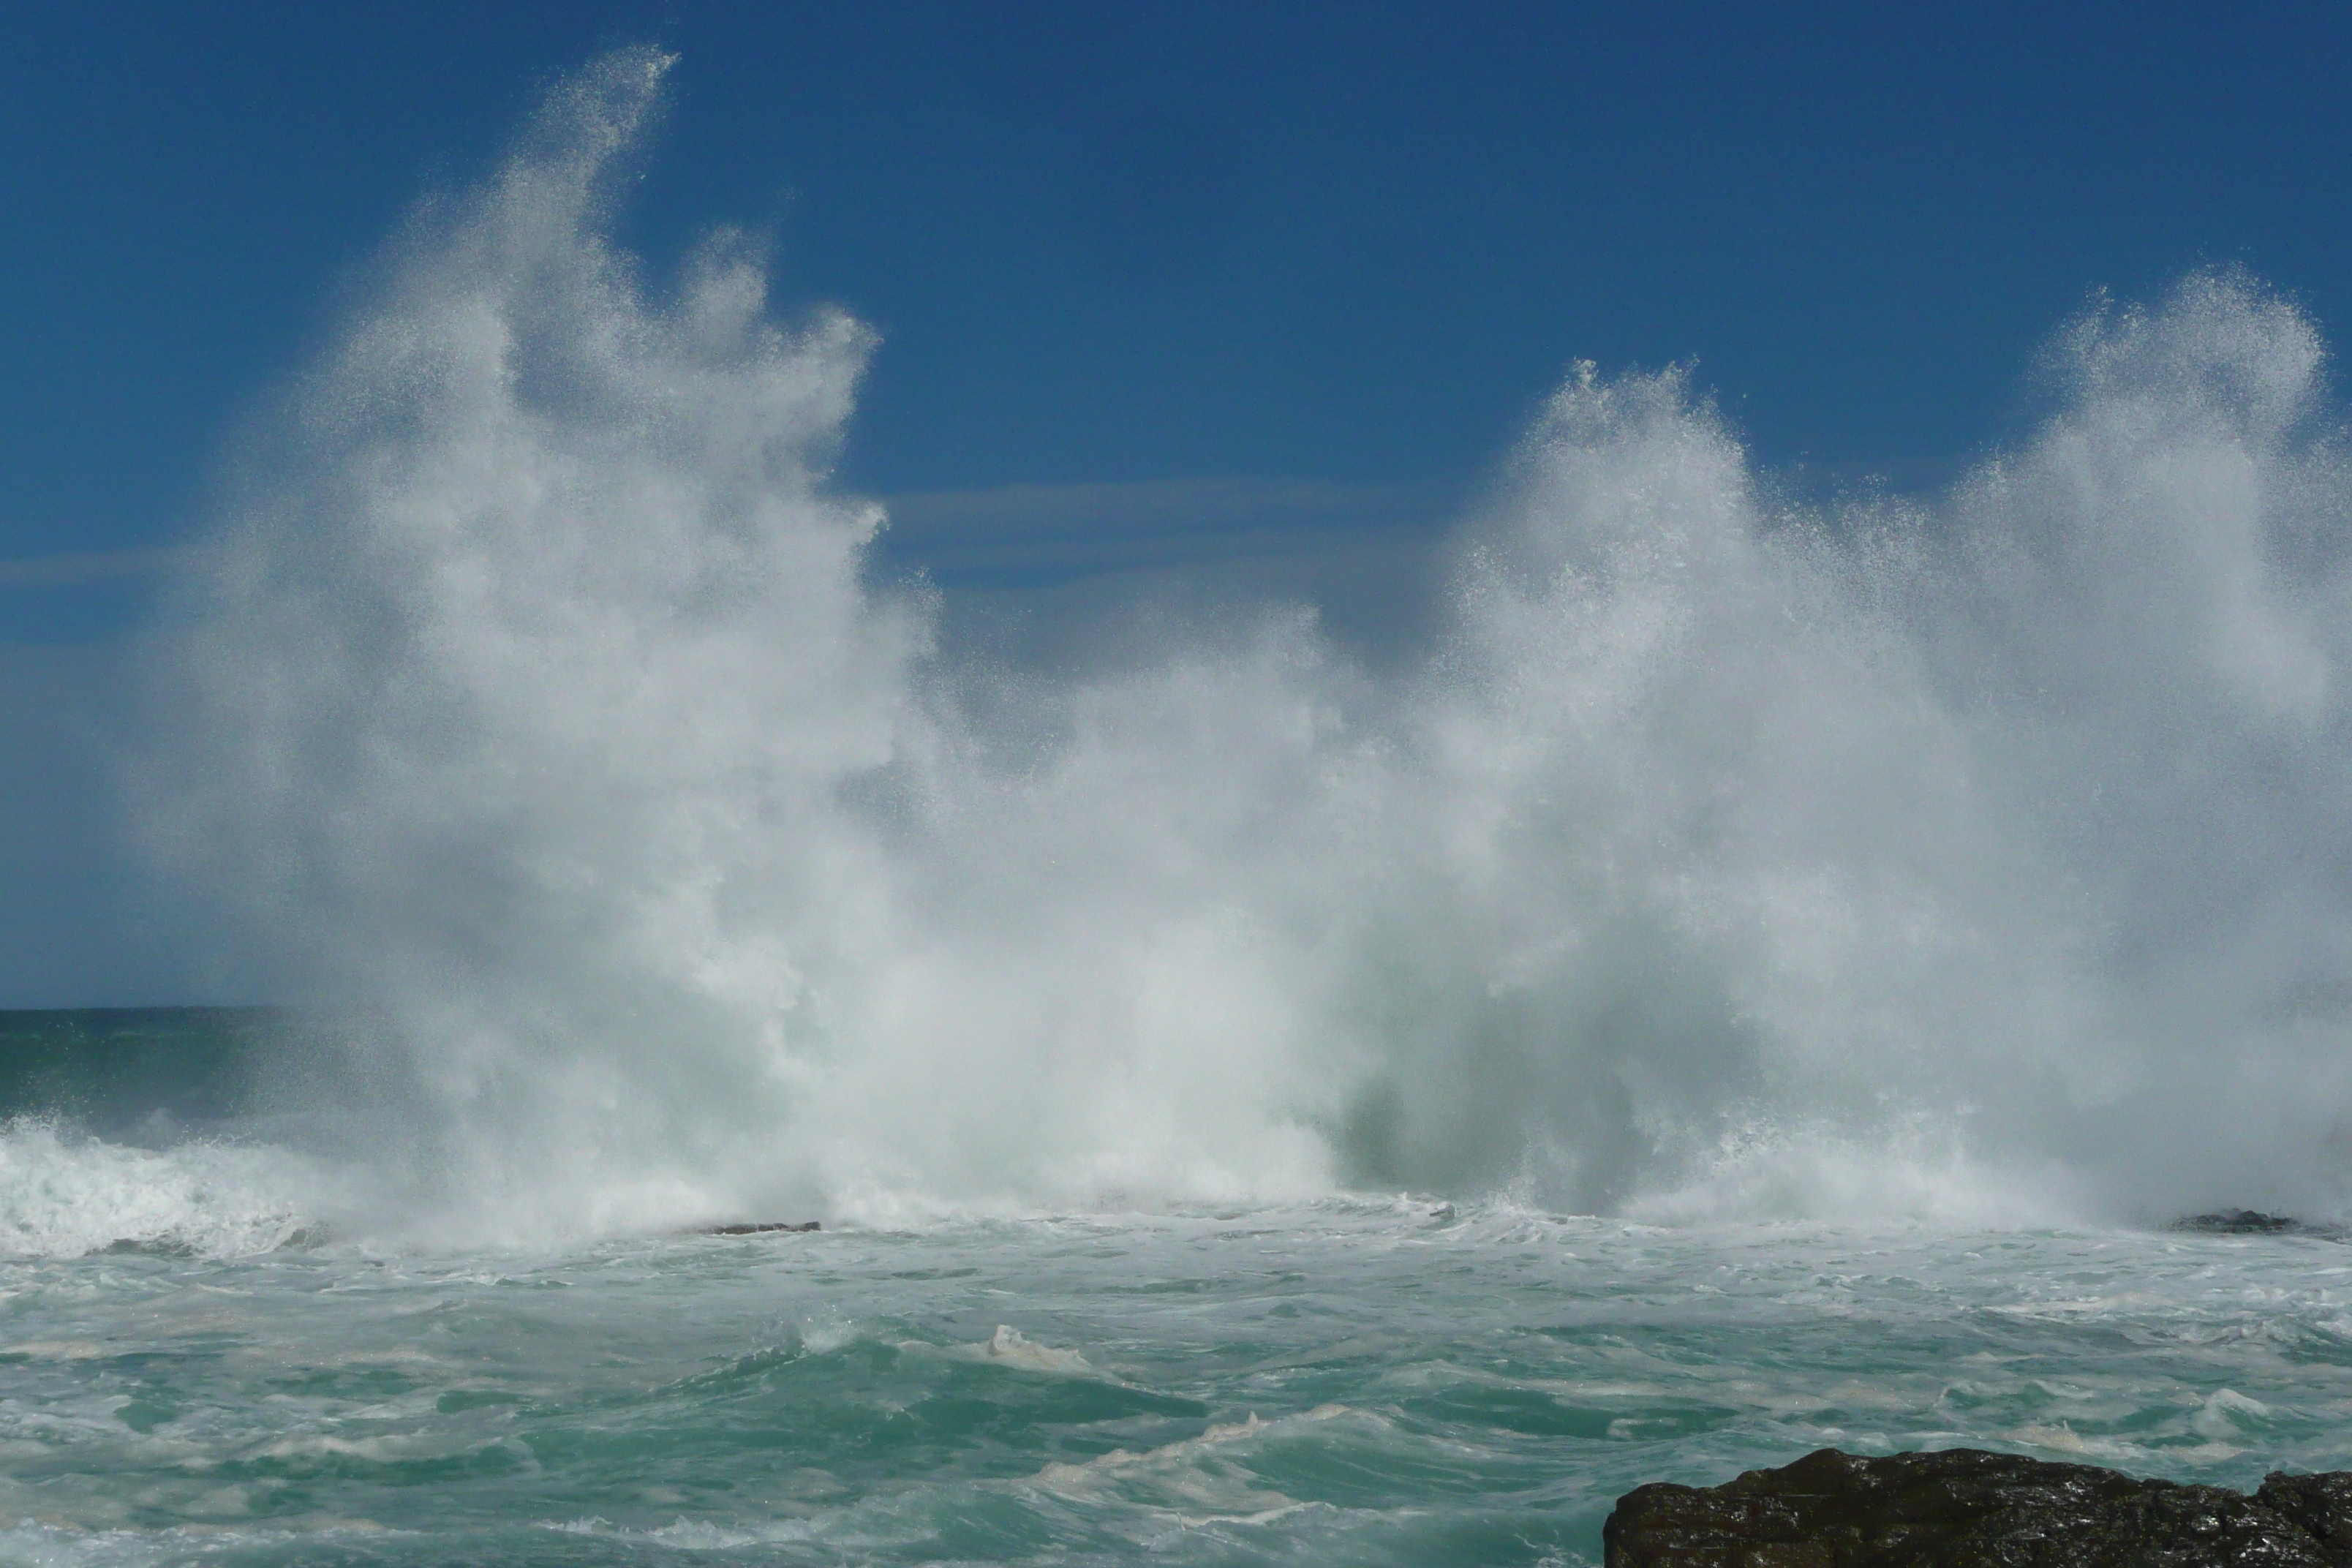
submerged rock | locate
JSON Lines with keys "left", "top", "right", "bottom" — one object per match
{"left": 1604, "top": 1447, "right": 2352, "bottom": 1567}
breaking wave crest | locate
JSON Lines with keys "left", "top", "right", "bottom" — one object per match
{"left": 131, "top": 49, "right": 2352, "bottom": 1241}
{"left": 0, "top": 1121, "right": 320, "bottom": 1259}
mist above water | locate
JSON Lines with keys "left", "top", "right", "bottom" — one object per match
{"left": 132, "top": 50, "right": 2352, "bottom": 1243}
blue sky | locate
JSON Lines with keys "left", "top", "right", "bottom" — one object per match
{"left": 5, "top": 2, "right": 2351, "bottom": 1002}
{"left": 10, "top": 4, "right": 2352, "bottom": 623}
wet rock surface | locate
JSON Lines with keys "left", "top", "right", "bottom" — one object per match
{"left": 2171, "top": 1210, "right": 2348, "bottom": 1240}
{"left": 1604, "top": 1447, "right": 2352, "bottom": 1567}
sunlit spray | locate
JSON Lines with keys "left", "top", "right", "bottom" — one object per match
{"left": 135, "top": 50, "right": 2352, "bottom": 1243}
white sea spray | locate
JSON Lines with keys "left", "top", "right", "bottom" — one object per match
{"left": 120, "top": 49, "right": 2352, "bottom": 1244}
{"left": 0, "top": 1120, "right": 321, "bottom": 1259}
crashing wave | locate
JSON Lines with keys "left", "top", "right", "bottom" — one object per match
{"left": 132, "top": 50, "right": 2352, "bottom": 1239}
{"left": 0, "top": 1120, "right": 321, "bottom": 1259}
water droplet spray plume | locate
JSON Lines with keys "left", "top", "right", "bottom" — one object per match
{"left": 135, "top": 50, "right": 2352, "bottom": 1243}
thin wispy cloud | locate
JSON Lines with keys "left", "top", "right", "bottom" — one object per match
{"left": 0, "top": 483, "right": 1438, "bottom": 601}
{"left": 876, "top": 478, "right": 1440, "bottom": 582}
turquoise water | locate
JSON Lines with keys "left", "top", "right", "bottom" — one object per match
{"left": 7, "top": 1013, "right": 2352, "bottom": 1564}
{"left": 8, "top": 1177, "right": 2352, "bottom": 1566}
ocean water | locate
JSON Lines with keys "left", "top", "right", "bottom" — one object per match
{"left": 7, "top": 1022, "right": 2352, "bottom": 1568}
{"left": 20, "top": 45, "right": 2352, "bottom": 1564}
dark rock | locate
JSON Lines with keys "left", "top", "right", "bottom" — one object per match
{"left": 2172, "top": 1210, "right": 2348, "bottom": 1240}
{"left": 701, "top": 1221, "right": 821, "bottom": 1235}
{"left": 2262, "top": 1473, "right": 2352, "bottom": 1560}
{"left": 1603, "top": 1447, "right": 2352, "bottom": 1567}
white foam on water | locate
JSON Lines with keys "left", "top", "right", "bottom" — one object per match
{"left": 1030, "top": 1407, "right": 1373, "bottom": 1529}
{"left": 1033, "top": 1403, "right": 1362, "bottom": 1491}
{"left": 969, "top": 1324, "right": 1094, "bottom": 1375}
{"left": 0, "top": 1524, "right": 162, "bottom": 1568}
{"left": 796, "top": 1305, "right": 858, "bottom": 1354}
{"left": 0, "top": 1121, "right": 321, "bottom": 1260}
{"left": 0, "top": 1520, "right": 396, "bottom": 1568}
{"left": 1621, "top": 1115, "right": 2089, "bottom": 1229}
{"left": 133, "top": 48, "right": 2352, "bottom": 1242}
{"left": 545, "top": 1516, "right": 783, "bottom": 1551}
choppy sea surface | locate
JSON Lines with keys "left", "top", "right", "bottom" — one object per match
{"left": 4, "top": 1020, "right": 2350, "bottom": 1568}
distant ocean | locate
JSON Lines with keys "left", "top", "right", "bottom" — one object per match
{"left": 18, "top": 45, "right": 2352, "bottom": 1565}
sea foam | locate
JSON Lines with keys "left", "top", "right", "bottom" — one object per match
{"left": 0, "top": 1120, "right": 319, "bottom": 1259}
